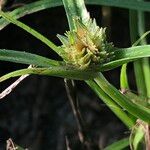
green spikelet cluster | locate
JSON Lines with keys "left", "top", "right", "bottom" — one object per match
{"left": 57, "top": 18, "right": 114, "bottom": 69}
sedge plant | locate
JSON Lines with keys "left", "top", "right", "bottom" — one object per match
{"left": 0, "top": 0, "right": 150, "bottom": 149}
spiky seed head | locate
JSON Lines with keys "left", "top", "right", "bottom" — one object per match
{"left": 57, "top": 18, "right": 114, "bottom": 69}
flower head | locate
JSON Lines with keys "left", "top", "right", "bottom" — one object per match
{"left": 57, "top": 18, "right": 114, "bottom": 69}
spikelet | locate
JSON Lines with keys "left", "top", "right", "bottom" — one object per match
{"left": 57, "top": 18, "right": 114, "bottom": 69}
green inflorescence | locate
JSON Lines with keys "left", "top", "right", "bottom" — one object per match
{"left": 57, "top": 18, "right": 114, "bottom": 69}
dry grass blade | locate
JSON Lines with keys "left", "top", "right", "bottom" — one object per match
{"left": 6, "top": 138, "right": 16, "bottom": 150}
{"left": 0, "top": 65, "right": 32, "bottom": 99}
{"left": 65, "top": 136, "right": 72, "bottom": 150}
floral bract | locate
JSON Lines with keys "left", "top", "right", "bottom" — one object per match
{"left": 57, "top": 18, "right": 114, "bottom": 69}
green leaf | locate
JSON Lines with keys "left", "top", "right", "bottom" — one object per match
{"left": 103, "top": 137, "right": 129, "bottom": 150}
{"left": 87, "top": 0, "right": 150, "bottom": 12}
{"left": 1, "top": 45, "right": 150, "bottom": 74}
{"left": 120, "top": 63, "right": 129, "bottom": 90}
{"left": 95, "top": 73, "right": 150, "bottom": 123}
{"left": 0, "top": 11, "right": 62, "bottom": 56}
{"left": 0, "top": 67, "right": 99, "bottom": 82}
{"left": 1, "top": 0, "right": 150, "bottom": 30}
{"left": 130, "top": 125, "right": 145, "bottom": 150}
{"left": 0, "top": 0, "right": 63, "bottom": 30}
{"left": 62, "top": 0, "right": 89, "bottom": 30}
{"left": 99, "top": 45, "right": 150, "bottom": 71}
{"left": 0, "top": 49, "right": 60, "bottom": 67}
{"left": 129, "top": 10, "right": 147, "bottom": 97}
{"left": 137, "top": 5, "right": 150, "bottom": 98}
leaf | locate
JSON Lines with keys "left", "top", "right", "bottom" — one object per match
{"left": 103, "top": 137, "right": 129, "bottom": 150}
{"left": 0, "top": 11, "right": 62, "bottom": 55}
{"left": 87, "top": 0, "right": 150, "bottom": 12}
{"left": 1, "top": 0, "right": 150, "bottom": 30}
{"left": 130, "top": 125, "right": 145, "bottom": 150}
{"left": 0, "top": 49, "right": 60, "bottom": 67}
{"left": 0, "top": 0, "right": 63, "bottom": 30}
{"left": 98, "top": 45, "right": 150, "bottom": 71}
{"left": 62, "top": 0, "right": 89, "bottom": 30}
{"left": 0, "top": 67, "right": 99, "bottom": 82}
{"left": 95, "top": 73, "right": 150, "bottom": 123}
{"left": 1, "top": 44, "right": 150, "bottom": 73}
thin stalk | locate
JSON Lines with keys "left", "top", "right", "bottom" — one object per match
{"left": 62, "top": 0, "right": 89, "bottom": 30}
{"left": 62, "top": 0, "right": 77, "bottom": 30}
{"left": 86, "top": 80, "right": 134, "bottom": 128}
{"left": 137, "top": 3, "right": 150, "bottom": 98}
{"left": 129, "top": 10, "right": 147, "bottom": 96}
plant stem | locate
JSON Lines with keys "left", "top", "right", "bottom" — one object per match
{"left": 137, "top": 3, "right": 150, "bottom": 98}
{"left": 62, "top": 0, "right": 89, "bottom": 30}
{"left": 129, "top": 10, "right": 147, "bottom": 96}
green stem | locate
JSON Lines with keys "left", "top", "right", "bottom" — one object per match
{"left": 62, "top": 0, "right": 89, "bottom": 30}
{"left": 129, "top": 10, "right": 147, "bottom": 96}
{"left": 86, "top": 80, "right": 134, "bottom": 128}
{"left": 142, "top": 58, "right": 150, "bottom": 98}
{"left": 62, "top": 0, "right": 77, "bottom": 30}
{"left": 137, "top": 3, "right": 150, "bottom": 98}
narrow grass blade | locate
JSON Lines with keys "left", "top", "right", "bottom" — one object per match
{"left": 0, "top": 67, "right": 99, "bottom": 82}
{"left": 132, "top": 31, "right": 150, "bottom": 47}
{"left": 62, "top": 0, "right": 89, "bottom": 30}
{"left": 0, "top": 0, "right": 63, "bottom": 30}
{"left": 103, "top": 137, "right": 129, "bottom": 150}
{"left": 95, "top": 73, "right": 150, "bottom": 123}
{"left": 87, "top": 0, "right": 150, "bottom": 12}
{"left": 1, "top": 0, "right": 150, "bottom": 30}
{"left": 130, "top": 125, "right": 145, "bottom": 150}
{"left": 137, "top": 4, "right": 150, "bottom": 98}
{"left": 99, "top": 45, "right": 150, "bottom": 71}
{"left": 0, "top": 11, "right": 62, "bottom": 56}
{"left": 0, "top": 49, "right": 60, "bottom": 67}
{"left": 129, "top": 10, "right": 147, "bottom": 97}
